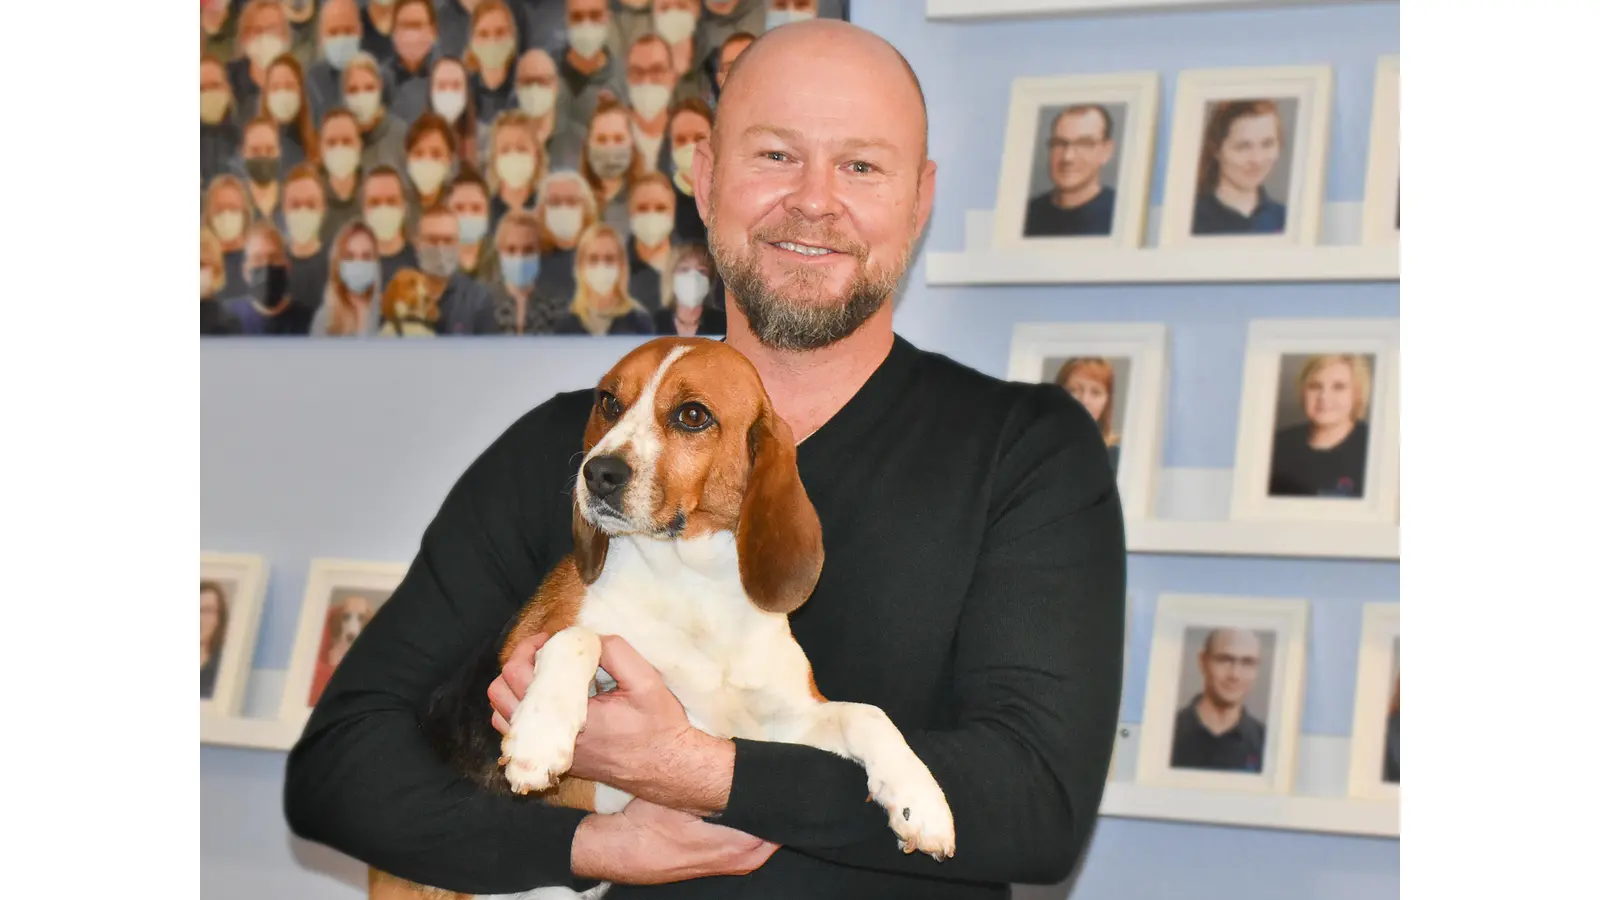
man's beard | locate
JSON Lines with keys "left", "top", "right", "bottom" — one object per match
{"left": 706, "top": 183, "right": 911, "bottom": 352}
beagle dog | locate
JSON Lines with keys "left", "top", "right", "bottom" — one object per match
{"left": 371, "top": 336, "right": 954, "bottom": 900}
{"left": 378, "top": 268, "right": 440, "bottom": 338}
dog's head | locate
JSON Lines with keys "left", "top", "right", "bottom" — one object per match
{"left": 380, "top": 268, "right": 439, "bottom": 331}
{"left": 571, "top": 337, "right": 823, "bottom": 615}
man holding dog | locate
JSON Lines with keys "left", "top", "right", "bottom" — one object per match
{"left": 285, "top": 18, "right": 1126, "bottom": 900}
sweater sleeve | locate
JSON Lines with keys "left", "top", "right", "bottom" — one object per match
{"left": 710, "top": 386, "right": 1127, "bottom": 885}
{"left": 282, "top": 397, "right": 604, "bottom": 897}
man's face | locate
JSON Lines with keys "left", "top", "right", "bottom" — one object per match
{"left": 449, "top": 183, "right": 489, "bottom": 220}
{"left": 696, "top": 38, "right": 934, "bottom": 351}
{"left": 1048, "top": 109, "right": 1114, "bottom": 194}
{"left": 322, "top": 115, "right": 360, "bottom": 153}
{"left": 567, "top": 0, "right": 608, "bottom": 25}
{"left": 1200, "top": 630, "right": 1261, "bottom": 709}
{"left": 418, "top": 212, "right": 460, "bottom": 254}
{"left": 285, "top": 177, "right": 325, "bottom": 214}
{"left": 320, "top": 0, "right": 360, "bottom": 42}
{"left": 393, "top": 1, "right": 437, "bottom": 64}
{"left": 628, "top": 39, "right": 674, "bottom": 89}
{"left": 244, "top": 123, "right": 281, "bottom": 160}
{"left": 364, "top": 173, "right": 405, "bottom": 211}
{"left": 716, "top": 37, "right": 752, "bottom": 89}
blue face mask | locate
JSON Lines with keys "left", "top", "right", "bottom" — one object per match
{"left": 323, "top": 35, "right": 361, "bottom": 70}
{"left": 340, "top": 259, "right": 379, "bottom": 293}
{"left": 501, "top": 253, "right": 541, "bottom": 289}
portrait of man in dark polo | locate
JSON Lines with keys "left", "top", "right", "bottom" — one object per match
{"left": 1169, "top": 627, "right": 1273, "bottom": 773}
{"left": 1022, "top": 102, "right": 1121, "bottom": 238}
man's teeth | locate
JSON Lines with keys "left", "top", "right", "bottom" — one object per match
{"left": 775, "top": 241, "right": 833, "bottom": 256}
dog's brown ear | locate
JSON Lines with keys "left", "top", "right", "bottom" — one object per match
{"left": 572, "top": 494, "right": 609, "bottom": 584}
{"left": 737, "top": 406, "right": 823, "bottom": 614}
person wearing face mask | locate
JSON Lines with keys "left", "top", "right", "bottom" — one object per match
{"left": 609, "top": 0, "right": 655, "bottom": 63}
{"left": 282, "top": 163, "right": 333, "bottom": 314}
{"left": 204, "top": 174, "right": 254, "bottom": 300}
{"left": 412, "top": 205, "right": 499, "bottom": 334}
{"left": 361, "top": 165, "right": 419, "bottom": 288}
{"left": 200, "top": 227, "right": 243, "bottom": 336}
{"left": 316, "top": 108, "right": 366, "bottom": 244}
{"left": 304, "top": 0, "right": 364, "bottom": 125}
{"left": 262, "top": 55, "right": 318, "bottom": 170}
{"left": 580, "top": 97, "right": 640, "bottom": 239}
{"left": 446, "top": 165, "right": 499, "bottom": 283}
{"left": 228, "top": 0, "right": 294, "bottom": 119}
{"left": 360, "top": 0, "right": 399, "bottom": 64}
{"left": 342, "top": 52, "right": 408, "bottom": 174}
{"left": 652, "top": 241, "right": 725, "bottom": 336}
{"left": 511, "top": 48, "right": 559, "bottom": 158}
{"left": 200, "top": 0, "right": 239, "bottom": 63}
{"left": 529, "top": 169, "right": 595, "bottom": 304}
{"left": 402, "top": 113, "right": 460, "bottom": 223}
{"left": 711, "top": 31, "right": 755, "bottom": 104}
{"left": 235, "top": 116, "right": 290, "bottom": 235}
{"left": 283, "top": 0, "right": 322, "bottom": 68}
{"left": 484, "top": 110, "right": 544, "bottom": 236}
{"left": 311, "top": 220, "right": 384, "bottom": 336}
{"left": 226, "top": 222, "right": 315, "bottom": 335}
{"left": 624, "top": 172, "right": 677, "bottom": 310}
{"left": 765, "top": 0, "right": 823, "bottom": 31}
{"left": 624, "top": 34, "right": 679, "bottom": 176}
{"left": 665, "top": 97, "right": 713, "bottom": 243}
{"left": 201, "top": 55, "right": 242, "bottom": 189}
{"left": 552, "top": 222, "right": 654, "bottom": 336}
{"left": 549, "top": 0, "right": 627, "bottom": 170}
{"left": 434, "top": 0, "right": 536, "bottom": 61}
{"left": 465, "top": 1, "right": 521, "bottom": 124}
{"left": 384, "top": 0, "right": 441, "bottom": 122}
{"left": 428, "top": 57, "right": 481, "bottom": 168}
{"left": 699, "top": 0, "right": 766, "bottom": 69}
{"left": 486, "top": 209, "right": 565, "bottom": 334}
{"left": 650, "top": 0, "right": 706, "bottom": 96}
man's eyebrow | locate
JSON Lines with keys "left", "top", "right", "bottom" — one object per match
{"left": 740, "top": 123, "right": 899, "bottom": 154}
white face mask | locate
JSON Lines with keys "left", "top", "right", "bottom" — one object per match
{"left": 408, "top": 158, "right": 451, "bottom": 195}
{"left": 287, "top": 209, "right": 324, "bottom": 244}
{"left": 630, "top": 211, "right": 673, "bottom": 247}
{"left": 267, "top": 89, "right": 301, "bottom": 122}
{"left": 201, "top": 89, "right": 231, "bottom": 124}
{"left": 671, "top": 143, "right": 696, "bottom": 177}
{"left": 366, "top": 205, "right": 405, "bottom": 241}
{"left": 346, "top": 90, "right": 381, "bottom": 125}
{"left": 323, "top": 146, "right": 361, "bottom": 179}
{"left": 495, "top": 150, "right": 537, "bottom": 188}
{"left": 582, "top": 263, "right": 621, "bottom": 296}
{"left": 568, "top": 22, "right": 609, "bottom": 58}
{"left": 673, "top": 269, "right": 709, "bottom": 309}
{"left": 653, "top": 9, "right": 696, "bottom": 44}
{"left": 432, "top": 89, "right": 467, "bottom": 123}
{"left": 473, "top": 37, "right": 516, "bottom": 71}
{"left": 628, "top": 83, "right": 671, "bottom": 119}
{"left": 247, "top": 33, "right": 288, "bottom": 69}
{"left": 766, "top": 9, "right": 817, "bottom": 29}
{"left": 517, "top": 84, "right": 555, "bottom": 116}
{"left": 545, "top": 205, "right": 584, "bottom": 242}
{"left": 211, "top": 210, "right": 245, "bottom": 242}
{"left": 322, "top": 35, "right": 360, "bottom": 69}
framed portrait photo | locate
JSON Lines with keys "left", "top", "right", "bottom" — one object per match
{"left": 991, "top": 71, "right": 1162, "bottom": 251}
{"left": 1158, "top": 65, "right": 1333, "bottom": 249}
{"left": 1229, "top": 318, "right": 1400, "bottom": 524}
{"left": 1346, "top": 602, "right": 1400, "bottom": 801}
{"left": 1007, "top": 322, "right": 1169, "bottom": 521}
{"left": 1361, "top": 56, "right": 1400, "bottom": 245}
{"left": 278, "top": 558, "right": 408, "bottom": 732}
{"left": 1135, "top": 593, "right": 1310, "bottom": 795}
{"left": 199, "top": 552, "right": 269, "bottom": 719}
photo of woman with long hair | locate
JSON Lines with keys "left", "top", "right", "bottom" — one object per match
{"left": 1191, "top": 99, "right": 1289, "bottom": 236}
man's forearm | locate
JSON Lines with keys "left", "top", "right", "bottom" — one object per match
{"left": 605, "top": 726, "right": 737, "bottom": 817}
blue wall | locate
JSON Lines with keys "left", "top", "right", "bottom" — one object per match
{"left": 200, "top": 2, "right": 1400, "bottom": 897}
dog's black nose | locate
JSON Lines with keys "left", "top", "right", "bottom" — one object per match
{"left": 584, "top": 455, "right": 632, "bottom": 500}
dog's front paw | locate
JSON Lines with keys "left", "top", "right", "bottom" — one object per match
{"left": 868, "top": 756, "right": 956, "bottom": 862}
{"left": 499, "top": 687, "right": 588, "bottom": 795}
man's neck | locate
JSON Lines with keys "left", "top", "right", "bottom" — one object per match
{"left": 1195, "top": 695, "right": 1244, "bottom": 735}
{"left": 567, "top": 47, "right": 606, "bottom": 74}
{"left": 723, "top": 303, "right": 895, "bottom": 442}
{"left": 1054, "top": 180, "right": 1102, "bottom": 211}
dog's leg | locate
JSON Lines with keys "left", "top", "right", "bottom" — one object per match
{"left": 500, "top": 626, "right": 602, "bottom": 795}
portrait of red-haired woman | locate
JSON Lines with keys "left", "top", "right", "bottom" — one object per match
{"left": 1055, "top": 356, "right": 1124, "bottom": 473}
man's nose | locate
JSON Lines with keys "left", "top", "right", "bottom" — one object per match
{"left": 584, "top": 454, "right": 632, "bottom": 500}
{"left": 785, "top": 161, "right": 842, "bottom": 220}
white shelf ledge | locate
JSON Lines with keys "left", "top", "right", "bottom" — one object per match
{"left": 926, "top": 0, "right": 1383, "bottom": 21}
{"left": 201, "top": 669, "right": 307, "bottom": 751}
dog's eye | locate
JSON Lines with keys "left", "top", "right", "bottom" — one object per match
{"left": 674, "top": 402, "right": 713, "bottom": 431}
{"left": 598, "top": 391, "right": 623, "bottom": 419}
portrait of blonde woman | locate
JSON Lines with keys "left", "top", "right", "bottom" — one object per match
{"left": 311, "top": 220, "right": 383, "bottom": 336}
{"left": 1191, "top": 98, "right": 1291, "bottom": 236}
{"left": 1267, "top": 353, "right": 1374, "bottom": 499}
{"left": 200, "top": 579, "right": 230, "bottom": 700}
{"left": 552, "top": 222, "right": 654, "bottom": 336}
{"left": 653, "top": 241, "right": 726, "bottom": 337}
{"left": 579, "top": 95, "right": 643, "bottom": 238}
{"left": 1054, "top": 356, "right": 1124, "bottom": 474}
{"left": 201, "top": 228, "right": 243, "bottom": 336}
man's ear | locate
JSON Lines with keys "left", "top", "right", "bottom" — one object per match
{"left": 572, "top": 496, "right": 609, "bottom": 585}
{"left": 691, "top": 137, "right": 714, "bottom": 223}
{"left": 736, "top": 406, "right": 824, "bottom": 614}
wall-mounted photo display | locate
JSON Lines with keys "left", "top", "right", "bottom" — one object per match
{"left": 1361, "top": 55, "right": 1400, "bottom": 245}
{"left": 991, "top": 71, "right": 1162, "bottom": 252}
{"left": 1346, "top": 602, "right": 1400, "bottom": 801}
{"left": 1158, "top": 65, "right": 1333, "bottom": 249}
{"left": 1136, "top": 593, "right": 1310, "bottom": 795}
{"left": 200, "top": 552, "right": 270, "bottom": 719}
{"left": 278, "top": 558, "right": 409, "bottom": 735}
{"left": 1007, "top": 322, "right": 1169, "bottom": 521}
{"left": 1228, "top": 318, "right": 1400, "bottom": 524}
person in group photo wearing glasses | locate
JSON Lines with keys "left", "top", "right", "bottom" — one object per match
{"left": 1170, "top": 628, "right": 1268, "bottom": 774}
{"left": 1190, "top": 98, "right": 1288, "bottom": 236}
{"left": 1023, "top": 104, "right": 1118, "bottom": 238}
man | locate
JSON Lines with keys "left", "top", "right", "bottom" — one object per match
{"left": 1022, "top": 104, "right": 1118, "bottom": 238}
{"left": 1169, "top": 629, "right": 1267, "bottom": 773}
{"left": 284, "top": 19, "right": 1125, "bottom": 900}
{"left": 412, "top": 204, "right": 500, "bottom": 335}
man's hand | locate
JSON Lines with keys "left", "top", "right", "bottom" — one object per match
{"left": 489, "top": 632, "right": 736, "bottom": 816}
{"left": 571, "top": 798, "right": 779, "bottom": 884}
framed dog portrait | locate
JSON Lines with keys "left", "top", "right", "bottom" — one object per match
{"left": 1346, "top": 602, "right": 1400, "bottom": 801}
{"left": 991, "top": 71, "right": 1162, "bottom": 251}
{"left": 200, "top": 552, "right": 270, "bottom": 718}
{"left": 278, "top": 558, "right": 408, "bottom": 730}
{"left": 1007, "top": 322, "right": 1169, "bottom": 521}
{"left": 1158, "top": 65, "right": 1333, "bottom": 249}
{"left": 1361, "top": 56, "right": 1400, "bottom": 245}
{"left": 1135, "top": 593, "right": 1309, "bottom": 795}
{"left": 1229, "top": 318, "right": 1400, "bottom": 524}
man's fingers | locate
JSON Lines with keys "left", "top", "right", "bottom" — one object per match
{"left": 596, "top": 634, "right": 656, "bottom": 690}
{"left": 488, "top": 676, "right": 520, "bottom": 722}
{"left": 492, "top": 711, "right": 510, "bottom": 736}
{"left": 502, "top": 632, "right": 549, "bottom": 697}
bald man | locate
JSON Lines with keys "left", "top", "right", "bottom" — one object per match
{"left": 285, "top": 19, "right": 1126, "bottom": 900}
{"left": 1170, "top": 629, "right": 1268, "bottom": 773}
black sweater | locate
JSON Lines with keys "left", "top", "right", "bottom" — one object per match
{"left": 282, "top": 333, "right": 1127, "bottom": 899}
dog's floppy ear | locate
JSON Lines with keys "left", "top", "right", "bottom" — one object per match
{"left": 737, "top": 405, "right": 823, "bottom": 614}
{"left": 572, "top": 495, "right": 609, "bottom": 584}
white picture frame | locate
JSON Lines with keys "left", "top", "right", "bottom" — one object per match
{"left": 200, "top": 552, "right": 269, "bottom": 720}
{"left": 1228, "top": 317, "right": 1400, "bottom": 524}
{"left": 277, "top": 558, "right": 409, "bottom": 737}
{"left": 1361, "top": 55, "right": 1400, "bottom": 245}
{"left": 991, "top": 71, "right": 1162, "bottom": 251}
{"left": 1135, "top": 592, "right": 1310, "bottom": 795}
{"left": 1158, "top": 65, "right": 1333, "bottom": 249}
{"left": 1346, "top": 602, "right": 1400, "bottom": 801}
{"left": 1007, "top": 322, "right": 1169, "bottom": 521}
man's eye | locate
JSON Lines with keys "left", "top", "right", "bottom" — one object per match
{"left": 847, "top": 161, "right": 875, "bottom": 175}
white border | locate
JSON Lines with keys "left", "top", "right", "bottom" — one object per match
{"left": 199, "top": 552, "right": 269, "bottom": 720}
{"left": 1346, "top": 602, "right": 1400, "bottom": 801}
{"left": 276, "top": 557, "right": 409, "bottom": 738}
{"left": 1135, "top": 592, "right": 1310, "bottom": 795}
{"left": 1361, "top": 55, "right": 1401, "bottom": 246}
{"left": 927, "top": 0, "right": 1378, "bottom": 19}
{"left": 1158, "top": 65, "right": 1334, "bottom": 249}
{"left": 991, "top": 71, "right": 1162, "bottom": 252}
{"left": 1229, "top": 317, "right": 1401, "bottom": 524}
{"left": 1007, "top": 322, "right": 1169, "bottom": 521}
